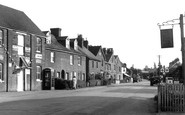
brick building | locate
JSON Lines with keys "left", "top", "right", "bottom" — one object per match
{"left": 0, "top": 4, "right": 46, "bottom": 92}
{"left": 43, "top": 28, "right": 86, "bottom": 89}
{"left": 76, "top": 35, "right": 100, "bottom": 81}
{"left": 89, "top": 45, "right": 107, "bottom": 78}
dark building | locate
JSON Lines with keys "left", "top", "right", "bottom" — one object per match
{"left": 0, "top": 4, "right": 46, "bottom": 92}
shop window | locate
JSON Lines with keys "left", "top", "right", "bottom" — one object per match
{"left": 36, "top": 66, "right": 42, "bottom": 80}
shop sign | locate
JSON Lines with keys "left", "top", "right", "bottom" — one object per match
{"left": 36, "top": 59, "right": 42, "bottom": 63}
{"left": 35, "top": 54, "right": 42, "bottom": 59}
{"left": 25, "top": 47, "right": 31, "bottom": 52}
{"left": 0, "top": 55, "right": 4, "bottom": 60}
{"left": 12, "top": 45, "right": 18, "bottom": 51}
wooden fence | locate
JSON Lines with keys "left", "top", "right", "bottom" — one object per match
{"left": 158, "top": 84, "right": 185, "bottom": 112}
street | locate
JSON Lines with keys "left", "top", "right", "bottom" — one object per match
{"left": 0, "top": 80, "right": 157, "bottom": 115}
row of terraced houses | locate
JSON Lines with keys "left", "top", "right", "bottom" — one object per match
{"left": 0, "top": 4, "right": 129, "bottom": 92}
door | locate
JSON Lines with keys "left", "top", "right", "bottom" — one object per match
{"left": 43, "top": 69, "right": 51, "bottom": 90}
{"left": 24, "top": 69, "right": 31, "bottom": 91}
{"left": 17, "top": 70, "right": 24, "bottom": 92}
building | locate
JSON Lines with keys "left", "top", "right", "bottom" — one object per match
{"left": 43, "top": 28, "right": 86, "bottom": 89}
{"left": 113, "top": 55, "right": 123, "bottom": 84}
{"left": 76, "top": 35, "right": 100, "bottom": 82}
{"left": 0, "top": 4, "right": 46, "bottom": 92}
{"left": 89, "top": 45, "right": 107, "bottom": 78}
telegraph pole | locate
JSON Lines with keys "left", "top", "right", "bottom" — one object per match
{"left": 180, "top": 14, "right": 185, "bottom": 85}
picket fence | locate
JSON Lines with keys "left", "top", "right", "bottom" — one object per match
{"left": 158, "top": 84, "right": 185, "bottom": 112}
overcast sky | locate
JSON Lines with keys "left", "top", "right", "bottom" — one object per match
{"left": 1, "top": 0, "right": 185, "bottom": 69}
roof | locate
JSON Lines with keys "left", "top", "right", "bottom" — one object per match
{"left": 45, "top": 34, "right": 85, "bottom": 56}
{"left": 78, "top": 47, "right": 100, "bottom": 61}
{"left": 105, "top": 53, "right": 113, "bottom": 62}
{"left": 0, "top": 4, "right": 45, "bottom": 36}
{"left": 89, "top": 46, "right": 101, "bottom": 56}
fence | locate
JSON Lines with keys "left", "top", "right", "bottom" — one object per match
{"left": 158, "top": 84, "right": 185, "bottom": 112}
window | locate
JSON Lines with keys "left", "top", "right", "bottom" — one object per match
{"left": 66, "top": 72, "right": 69, "bottom": 80}
{"left": 70, "top": 55, "right": 74, "bottom": 65}
{"left": 17, "top": 34, "right": 24, "bottom": 56}
{"left": 50, "top": 52, "right": 55, "bottom": 63}
{"left": 0, "top": 30, "right": 3, "bottom": 47}
{"left": 36, "top": 66, "right": 41, "bottom": 80}
{"left": 57, "top": 72, "right": 60, "bottom": 78}
{"left": 82, "top": 73, "right": 85, "bottom": 81}
{"left": 92, "top": 61, "right": 94, "bottom": 68}
{"left": 70, "top": 72, "right": 73, "bottom": 80}
{"left": 96, "top": 61, "right": 98, "bottom": 68}
{"left": 102, "top": 60, "right": 103, "bottom": 66}
{"left": 0, "top": 63, "right": 3, "bottom": 81}
{"left": 78, "top": 56, "right": 82, "bottom": 66}
{"left": 36, "top": 37, "right": 42, "bottom": 53}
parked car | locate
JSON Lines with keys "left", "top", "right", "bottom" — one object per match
{"left": 150, "top": 76, "right": 161, "bottom": 86}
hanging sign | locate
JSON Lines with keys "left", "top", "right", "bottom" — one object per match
{"left": 160, "top": 29, "right": 174, "bottom": 48}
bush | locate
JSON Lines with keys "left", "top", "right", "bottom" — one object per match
{"left": 89, "top": 80, "right": 97, "bottom": 87}
{"left": 77, "top": 80, "right": 86, "bottom": 88}
{"left": 102, "top": 79, "right": 111, "bottom": 85}
{"left": 54, "top": 78, "right": 73, "bottom": 90}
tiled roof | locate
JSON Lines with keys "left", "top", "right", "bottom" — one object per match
{"left": 88, "top": 46, "right": 101, "bottom": 56}
{"left": 78, "top": 47, "right": 100, "bottom": 61}
{"left": 45, "top": 35, "right": 85, "bottom": 56}
{"left": 0, "top": 4, "right": 45, "bottom": 36}
{"left": 105, "top": 53, "right": 113, "bottom": 62}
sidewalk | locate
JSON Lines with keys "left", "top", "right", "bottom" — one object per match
{"left": 157, "top": 112, "right": 185, "bottom": 115}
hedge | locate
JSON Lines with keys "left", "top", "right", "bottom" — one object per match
{"left": 77, "top": 80, "right": 86, "bottom": 88}
{"left": 54, "top": 78, "right": 73, "bottom": 90}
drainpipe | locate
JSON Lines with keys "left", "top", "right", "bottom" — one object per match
{"left": 6, "top": 29, "right": 9, "bottom": 92}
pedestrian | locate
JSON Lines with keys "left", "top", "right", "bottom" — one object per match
{"left": 72, "top": 76, "right": 77, "bottom": 89}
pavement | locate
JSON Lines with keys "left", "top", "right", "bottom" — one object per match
{"left": 0, "top": 80, "right": 184, "bottom": 115}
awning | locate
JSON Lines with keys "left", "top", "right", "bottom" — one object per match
{"left": 123, "top": 73, "right": 130, "bottom": 77}
{"left": 12, "top": 56, "right": 32, "bottom": 74}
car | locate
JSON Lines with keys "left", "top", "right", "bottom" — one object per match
{"left": 150, "top": 76, "right": 161, "bottom": 86}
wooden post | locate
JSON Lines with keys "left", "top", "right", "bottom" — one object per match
{"left": 180, "top": 14, "right": 185, "bottom": 85}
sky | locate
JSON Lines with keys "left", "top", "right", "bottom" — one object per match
{"left": 1, "top": 0, "right": 185, "bottom": 69}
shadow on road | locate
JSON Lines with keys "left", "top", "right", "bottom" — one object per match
{"left": 0, "top": 96, "right": 157, "bottom": 115}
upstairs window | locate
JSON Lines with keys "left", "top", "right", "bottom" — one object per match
{"left": 36, "top": 66, "right": 41, "bottom": 80}
{"left": 50, "top": 52, "right": 55, "bottom": 63}
{"left": 96, "top": 61, "right": 98, "bottom": 68}
{"left": 36, "top": 37, "right": 42, "bottom": 53}
{"left": 0, "top": 30, "right": 3, "bottom": 47}
{"left": 78, "top": 56, "right": 82, "bottom": 66}
{"left": 92, "top": 61, "right": 94, "bottom": 68}
{"left": 70, "top": 55, "right": 74, "bottom": 65}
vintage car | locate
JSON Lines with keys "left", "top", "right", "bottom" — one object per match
{"left": 150, "top": 76, "right": 161, "bottom": 86}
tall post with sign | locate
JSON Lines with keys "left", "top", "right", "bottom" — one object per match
{"left": 180, "top": 14, "right": 185, "bottom": 85}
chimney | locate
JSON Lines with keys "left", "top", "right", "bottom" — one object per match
{"left": 103, "top": 48, "right": 107, "bottom": 54}
{"left": 50, "top": 28, "right": 61, "bottom": 37}
{"left": 84, "top": 40, "right": 89, "bottom": 49}
{"left": 77, "top": 34, "right": 84, "bottom": 48}
{"left": 107, "top": 48, "right": 114, "bottom": 54}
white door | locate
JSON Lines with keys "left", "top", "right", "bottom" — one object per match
{"left": 17, "top": 70, "right": 24, "bottom": 92}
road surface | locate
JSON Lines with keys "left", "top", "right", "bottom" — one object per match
{"left": 0, "top": 80, "right": 157, "bottom": 115}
